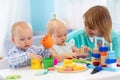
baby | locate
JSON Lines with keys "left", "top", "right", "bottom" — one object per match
{"left": 41, "top": 18, "right": 80, "bottom": 62}
{"left": 7, "top": 21, "right": 50, "bottom": 69}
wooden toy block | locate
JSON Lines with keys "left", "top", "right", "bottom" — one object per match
{"left": 101, "top": 56, "right": 107, "bottom": 67}
{"left": 100, "top": 52, "right": 108, "bottom": 56}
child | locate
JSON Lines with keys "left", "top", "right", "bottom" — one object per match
{"left": 7, "top": 21, "right": 50, "bottom": 69}
{"left": 67, "top": 5, "right": 120, "bottom": 63}
{"left": 42, "top": 18, "right": 80, "bottom": 62}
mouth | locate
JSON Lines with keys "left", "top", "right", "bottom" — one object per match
{"left": 24, "top": 45, "right": 30, "bottom": 48}
{"left": 88, "top": 32, "right": 94, "bottom": 37}
{"left": 62, "top": 41, "right": 65, "bottom": 43}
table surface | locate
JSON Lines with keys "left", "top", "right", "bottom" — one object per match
{"left": 0, "top": 66, "right": 120, "bottom": 80}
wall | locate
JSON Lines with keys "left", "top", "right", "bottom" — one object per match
{"left": 30, "top": 0, "right": 54, "bottom": 34}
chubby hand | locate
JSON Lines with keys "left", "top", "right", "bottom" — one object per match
{"left": 67, "top": 52, "right": 79, "bottom": 59}
{"left": 29, "top": 53, "right": 42, "bottom": 61}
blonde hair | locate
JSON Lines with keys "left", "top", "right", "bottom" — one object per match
{"left": 83, "top": 5, "right": 112, "bottom": 43}
{"left": 46, "top": 18, "right": 67, "bottom": 36}
{"left": 11, "top": 21, "right": 32, "bottom": 37}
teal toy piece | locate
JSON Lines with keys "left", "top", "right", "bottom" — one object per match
{"left": 5, "top": 75, "right": 21, "bottom": 80}
{"left": 35, "top": 69, "right": 48, "bottom": 76}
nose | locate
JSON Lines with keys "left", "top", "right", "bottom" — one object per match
{"left": 25, "top": 39, "right": 29, "bottom": 44}
{"left": 87, "top": 27, "right": 92, "bottom": 33}
{"left": 62, "top": 36, "right": 66, "bottom": 40}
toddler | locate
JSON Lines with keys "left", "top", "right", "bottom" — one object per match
{"left": 7, "top": 21, "right": 50, "bottom": 69}
{"left": 44, "top": 18, "right": 80, "bottom": 62}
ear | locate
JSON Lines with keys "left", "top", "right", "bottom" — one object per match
{"left": 11, "top": 36, "right": 15, "bottom": 43}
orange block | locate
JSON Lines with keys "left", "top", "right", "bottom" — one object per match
{"left": 100, "top": 52, "right": 107, "bottom": 56}
{"left": 41, "top": 34, "right": 54, "bottom": 49}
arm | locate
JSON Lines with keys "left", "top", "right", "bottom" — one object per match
{"left": 7, "top": 48, "right": 42, "bottom": 69}
{"left": 50, "top": 49, "right": 78, "bottom": 62}
{"left": 7, "top": 52, "right": 31, "bottom": 69}
{"left": 37, "top": 46, "right": 50, "bottom": 58}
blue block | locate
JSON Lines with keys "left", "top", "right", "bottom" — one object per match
{"left": 92, "top": 53, "right": 100, "bottom": 58}
{"left": 99, "top": 46, "right": 108, "bottom": 52}
{"left": 106, "top": 59, "right": 116, "bottom": 64}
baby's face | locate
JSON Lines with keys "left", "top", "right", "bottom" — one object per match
{"left": 52, "top": 26, "right": 67, "bottom": 46}
{"left": 12, "top": 27, "right": 33, "bottom": 50}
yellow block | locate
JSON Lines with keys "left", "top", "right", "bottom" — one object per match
{"left": 31, "top": 59, "right": 42, "bottom": 69}
{"left": 63, "top": 59, "right": 72, "bottom": 65}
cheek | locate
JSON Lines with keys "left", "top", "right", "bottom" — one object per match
{"left": 84, "top": 27, "right": 89, "bottom": 33}
{"left": 94, "top": 30, "right": 99, "bottom": 35}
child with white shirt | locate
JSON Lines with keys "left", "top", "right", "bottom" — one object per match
{"left": 44, "top": 18, "right": 80, "bottom": 62}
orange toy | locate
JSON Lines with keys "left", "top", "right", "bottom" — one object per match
{"left": 41, "top": 34, "right": 54, "bottom": 49}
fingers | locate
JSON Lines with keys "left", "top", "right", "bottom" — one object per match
{"left": 30, "top": 53, "right": 42, "bottom": 61}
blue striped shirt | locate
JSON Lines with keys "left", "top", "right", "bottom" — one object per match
{"left": 7, "top": 46, "right": 50, "bottom": 69}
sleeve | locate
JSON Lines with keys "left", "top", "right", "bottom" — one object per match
{"left": 112, "top": 34, "right": 120, "bottom": 58}
{"left": 68, "top": 39, "right": 75, "bottom": 46}
{"left": 37, "top": 46, "right": 50, "bottom": 58}
{"left": 67, "top": 30, "right": 83, "bottom": 48}
{"left": 7, "top": 50, "right": 30, "bottom": 69}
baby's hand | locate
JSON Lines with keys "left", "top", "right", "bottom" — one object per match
{"left": 29, "top": 53, "right": 42, "bottom": 61}
{"left": 70, "top": 52, "right": 79, "bottom": 58}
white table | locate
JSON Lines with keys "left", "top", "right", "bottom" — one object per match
{"left": 0, "top": 67, "right": 120, "bottom": 80}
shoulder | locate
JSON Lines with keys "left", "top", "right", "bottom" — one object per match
{"left": 67, "top": 29, "right": 85, "bottom": 37}
{"left": 111, "top": 30, "right": 120, "bottom": 39}
{"left": 8, "top": 46, "right": 20, "bottom": 56}
{"left": 67, "top": 29, "right": 85, "bottom": 40}
{"left": 9, "top": 46, "right": 18, "bottom": 52}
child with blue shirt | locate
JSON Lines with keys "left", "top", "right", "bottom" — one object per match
{"left": 7, "top": 21, "right": 50, "bottom": 69}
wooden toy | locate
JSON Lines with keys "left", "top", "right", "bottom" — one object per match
{"left": 92, "top": 38, "right": 100, "bottom": 66}
{"left": 56, "top": 59, "right": 88, "bottom": 73}
{"left": 92, "top": 37, "right": 118, "bottom": 68}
